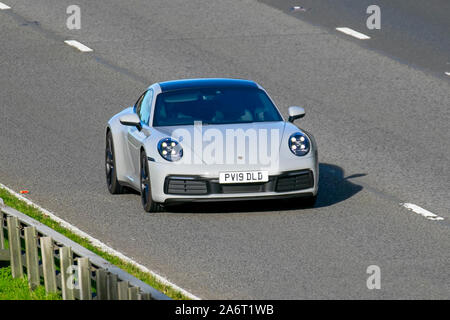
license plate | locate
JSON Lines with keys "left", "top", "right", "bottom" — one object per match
{"left": 219, "top": 171, "right": 269, "bottom": 184}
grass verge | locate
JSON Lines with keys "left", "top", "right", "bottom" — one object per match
{"left": 0, "top": 266, "right": 61, "bottom": 300}
{"left": 0, "top": 187, "right": 188, "bottom": 300}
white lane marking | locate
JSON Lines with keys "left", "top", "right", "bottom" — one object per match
{"left": 0, "top": 182, "right": 200, "bottom": 300}
{"left": 336, "top": 27, "right": 371, "bottom": 40}
{"left": 445, "top": 72, "right": 450, "bottom": 76}
{"left": 0, "top": 2, "right": 11, "bottom": 10}
{"left": 64, "top": 40, "right": 93, "bottom": 52}
{"left": 401, "top": 203, "right": 444, "bottom": 221}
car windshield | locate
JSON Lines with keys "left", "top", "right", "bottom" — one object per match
{"left": 153, "top": 87, "right": 282, "bottom": 126}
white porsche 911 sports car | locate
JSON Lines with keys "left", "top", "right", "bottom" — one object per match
{"left": 105, "top": 78, "right": 318, "bottom": 212}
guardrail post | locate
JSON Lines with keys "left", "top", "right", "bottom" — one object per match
{"left": 107, "top": 273, "right": 118, "bottom": 300}
{"left": 118, "top": 280, "right": 129, "bottom": 300}
{"left": 24, "top": 227, "right": 40, "bottom": 289}
{"left": 60, "top": 246, "right": 75, "bottom": 300}
{"left": 78, "top": 257, "right": 92, "bottom": 300}
{"left": 7, "top": 216, "right": 23, "bottom": 278}
{"left": 128, "top": 286, "right": 139, "bottom": 300}
{"left": 96, "top": 269, "right": 108, "bottom": 300}
{"left": 41, "top": 236, "right": 57, "bottom": 293}
{"left": 0, "top": 210, "right": 9, "bottom": 261}
{"left": 0, "top": 209, "right": 5, "bottom": 250}
{"left": 140, "top": 292, "right": 151, "bottom": 300}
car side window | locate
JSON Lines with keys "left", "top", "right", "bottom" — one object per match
{"left": 139, "top": 89, "right": 154, "bottom": 126}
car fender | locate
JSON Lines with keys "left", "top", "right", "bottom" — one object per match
{"left": 106, "top": 107, "right": 135, "bottom": 184}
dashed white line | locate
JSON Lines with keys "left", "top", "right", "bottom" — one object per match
{"left": 401, "top": 203, "right": 444, "bottom": 221}
{"left": 0, "top": 2, "right": 11, "bottom": 10}
{"left": 336, "top": 27, "right": 371, "bottom": 40}
{"left": 0, "top": 182, "right": 200, "bottom": 300}
{"left": 64, "top": 40, "right": 93, "bottom": 52}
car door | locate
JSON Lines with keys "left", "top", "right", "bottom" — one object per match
{"left": 127, "top": 89, "right": 154, "bottom": 182}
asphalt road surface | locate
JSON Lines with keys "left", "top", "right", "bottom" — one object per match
{"left": 0, "top": 0, "right": 449, "bottom": 299}
{"left": 262, "top": 0, "right": 450, "bottom": 78}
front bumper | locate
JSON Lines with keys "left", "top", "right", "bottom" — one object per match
{"left": 164, "top": 169, "right": 313, "bottom": 194}
{"left": 148, "top": 156, "right": 319, "bottom": 203}
{"left": 164, "top": 192, "right": 315, "bottom": 204}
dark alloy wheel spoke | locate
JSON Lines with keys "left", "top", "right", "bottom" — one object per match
{"left": 105, "top": 139, "right": 114, "bottom": 186}
{"left": 105, "top": 133, "right": 123, "bottom": 195}
{"left": 141, "top": 158, "right": 150, "bottom": 206}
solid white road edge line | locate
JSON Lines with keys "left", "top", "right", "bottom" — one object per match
{"left": 401, "top": 203, "right": 444, "bottom": 221}
{"left": 0, "top": 182, "right": 201, "bottom": 300}
{"left": 64, "top": 40, "right": 93, "bottom": 52}
{"left": 0, "top": 2, "right": 11, "bottom": 10}
{"left": 336, "top": 27, "right": 371, "bottom": 40}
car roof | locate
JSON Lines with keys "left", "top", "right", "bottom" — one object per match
{"left": 158, "top": 78, "right": 259, "bottom": 92}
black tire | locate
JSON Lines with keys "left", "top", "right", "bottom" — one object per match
{"left": 140, "top": 151, "right": 164, "bottom": 212}
{"left": 105, "top": 131, "right": 123, "bottom": 194}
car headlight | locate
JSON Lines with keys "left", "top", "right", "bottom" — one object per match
{"left": 288, "top": 132, "right": 310, "bottom": 156}
{"left": 158, "top": 138, "right": 183, "bottom": 161}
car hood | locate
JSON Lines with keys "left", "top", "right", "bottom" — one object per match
{"left": 154, "top": 121, "right": 285, "bottom": 138}
{"left": 149, "top": 121, "right": 309, "bottom": 168}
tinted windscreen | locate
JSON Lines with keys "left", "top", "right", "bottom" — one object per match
{"left": 153, "top": 87, "right": 282, "bottom": 126}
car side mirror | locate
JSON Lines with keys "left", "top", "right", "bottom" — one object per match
{"left": 288, "top": 106, "right": 305, "bottom": 122}
{"left": 119, "top": 113, "right": 142, "bottom": 131}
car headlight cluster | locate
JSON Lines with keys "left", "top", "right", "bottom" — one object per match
{"left": 288, "top": 132, "right": 310, "bottom": 156}
{"left": 158, "top": 138, "right": 183, "bottom": 161}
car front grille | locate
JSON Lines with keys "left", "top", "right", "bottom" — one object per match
{"left": 165, "top": 178, "right": 208, "bottom": 195}
{"left": 220, "top": 183, "right": 266, "bottom": 194}
{"left": 164, "top": 170, "right": 313, "bottom": 195}
{"left": 275, "top": 171, "right": 314, "bottom": 192}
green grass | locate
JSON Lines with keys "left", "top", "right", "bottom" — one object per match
{"left": 0, "top": 187, "right": 188, "bottom": 300}
{"left": 0, "top": 266, "right": 61, "bottom": 300}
